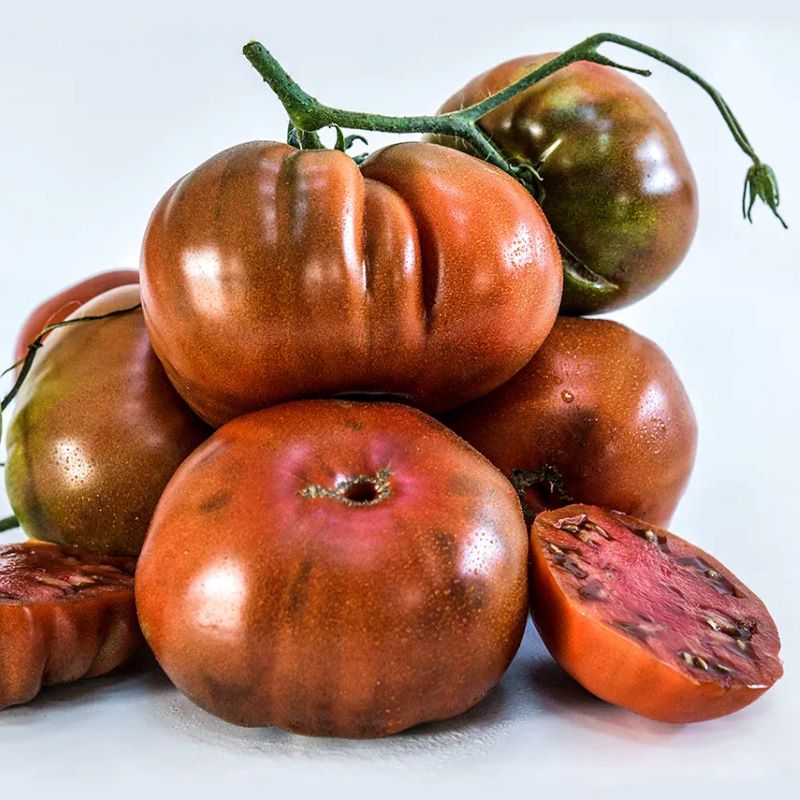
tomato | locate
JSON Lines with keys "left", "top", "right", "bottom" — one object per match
{"left": 5, "top": 285, "right": 209, "bottom": 555}
{"left": 136, "top": 400, "right": 528, "bottom": 737}
{"left": 0, "top": 542, "right": 141, "bottom": 710}
{"left": 444, "top": 317, "right": 696, "bottom": 526}
{"left": 14, "top": 269, "right": 139, "bottom": 364}
{"left": 141, "top": 141, "right": 562, "bottom": 427}
{"left": 432, "top": 55, "right": 698, "bottom": 314}
{"left": 530, "top": 506, "right": 783, "bottom": 722}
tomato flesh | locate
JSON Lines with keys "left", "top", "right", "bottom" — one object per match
{"left": 0, "top": 542, "right": 142, "bottom": 710}
{"left": 531, "top": 506, "right": 782, "bottom": 722}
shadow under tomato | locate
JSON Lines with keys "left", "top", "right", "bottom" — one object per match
{"left": 155, "top": 681, "right": 517, "bottom": 764}
{"left": 527, "top": 651, "right": 689, "bottom": 743}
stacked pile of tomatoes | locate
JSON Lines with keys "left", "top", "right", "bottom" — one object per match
{"left": 0, "top": 53, "right": 782, "bottom": 735}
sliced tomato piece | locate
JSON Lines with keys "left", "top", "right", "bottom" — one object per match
{"left": 530, "top": 505, "right": 783, "bottom": 722}
{"left": 0, "top": 542, "right": 142, "bottom": 710}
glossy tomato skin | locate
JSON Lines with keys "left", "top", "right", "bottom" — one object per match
{"left": 136, "top": 400, "right": 528, "bottom": 737}
{"left": 14, "top": 269, "right": 139, "bottom": 364}
{"left": 0, "top": 542, "right": 141, "bottom": 710}
{"left": 444, "top": 317, "right": 697, "bottom": 527}
{"left": 530, "top": 506, "right": 783, "bottom": 722}
{"left": 432, "top": 55, "right": 698, "bottom": 314}
{"left": 141, "top": 141, "right": 562, "bottom": 427}
{"left": 5, "top": 285, "right": 210, "bottom": 556}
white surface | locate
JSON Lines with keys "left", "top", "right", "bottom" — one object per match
{"left": 1, "top": 1, "right": 798, "bottom": 797}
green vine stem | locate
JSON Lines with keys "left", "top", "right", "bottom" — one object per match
{"left": 0, "top": 304, "right": 141, "bottom": 440}
{"left": 243, "top": 32, "right": 785, "bottom": 226}
{"left": 0, "top": 515, "right": 19, "bottom": 533}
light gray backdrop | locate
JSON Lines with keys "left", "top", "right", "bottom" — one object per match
{"left": 0, "top": 0, "right": 797, "bottom": 797}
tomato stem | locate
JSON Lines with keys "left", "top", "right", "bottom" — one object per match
{"left": 243, "top": 33, "right": 785, "bottom": 226}
{"left": 510, "top": 466, "right": 574, "bottom": 521}
{"left": 0, "top": 515, "right": 19, "bottom": 533}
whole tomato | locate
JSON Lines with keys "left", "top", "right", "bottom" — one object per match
{"left": 0, "top": 542, "right": 141, "bottom": 710}
{"left": 136, "top": 400, "right": 528, "bottom": 737}
{"left": 432, "top": 55, "right": 698, "bottom": 314}
{"left": 14, "top": 269, "right": 139, "bottom": 364}
{"left": 141, "top": 141, "right": 562, "bottom": 427}
{"left": 444, "top": 317, "right": 696, "bottom": 526}
{"left": 5, "top": 285, "right": 209, "bottom": 555}
{"left": 530, "top": 506, "right": 782, "bottom": 722}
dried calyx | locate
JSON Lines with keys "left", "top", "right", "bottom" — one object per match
{"left": 300, "top": 469, "right": 392, "bottom": 508}
{"left": 511, "top": 465, "right": 573, "bottom": 520}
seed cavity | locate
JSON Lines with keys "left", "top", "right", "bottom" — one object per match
{"left": 679, "top": 651, "right": 711, "bottom": 671}
{"left": 614, "top": 514, "right": 670, "bottom": 553}
{"left": 554, "top": 514, "right": 611, "bottom": 545}
{"left": 677, "top": 557, "right": 744, "bottom": 597}
{"left": 35, "top": 575, "right": 75, "bottom": 590}
{"left": 578, "top": 578, "right": 608, "bottom": 601}
{"left": 545, "top": 541, "right": 588, "bottom": 579}
{"left": 615, "top": 620, "right": 666, "bottom": 643}
{"left": 703, "top": 613, "right": 754, "bottom": 640}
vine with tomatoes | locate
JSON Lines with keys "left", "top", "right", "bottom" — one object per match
{"left": 0, "top": 33, "right": 786, "bottom": 732}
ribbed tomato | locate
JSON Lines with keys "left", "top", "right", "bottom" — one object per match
{"left": 141, "top": 141, "right": 562, "bottom": 426}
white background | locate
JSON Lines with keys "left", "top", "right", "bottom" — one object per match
{"left": 0, "top": 0, "right": 798, "bottom": 797}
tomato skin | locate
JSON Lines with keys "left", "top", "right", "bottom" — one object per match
{"left": 136, "top": 400, "right": 528, "bottom": 737}
{"left": 432, "top": 55, "right": 698, "bottom": 314}
{"left": 5, "top": 285, "right": 209, "bottom": 556}
{"left": 0, "top": 542, "right": 141, "bottom": 710}
{"left": 530, "top": 506, "right": 783, "bottom": 722}
{"left": 141, "top": 141, "right": 562, "bottom": 427}
{"left": 444, "top": 317, "right": 696, "bottom": 527}
{"left": 14, "top": 269, "right": 139, "bottom": 364}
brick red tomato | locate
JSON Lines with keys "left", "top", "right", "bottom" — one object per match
{"left": 136, "top": 400, "right": 528, "bottom": 737}
{"left": 444, "top": 317, "right": 696, "bottom": 527}
{"left": 0, "top": 542, "right": 141, "bottom": 710}
{"left": 530, "top": 506, "right": 782, "bottom": 722}
{"left": 141, "top": 141, "right": 562, "bottom": 426}
{"left": 14, "top": 269, "right": 139, "bottom": 364}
